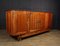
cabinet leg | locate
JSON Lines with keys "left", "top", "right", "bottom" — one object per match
{"left": 17, "top": 35, "right": 21, "bottom": 41}
{"left": 10, "top": 35, "right": 21, "bottom": 41}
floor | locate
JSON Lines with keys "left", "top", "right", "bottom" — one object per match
{"left": 0, "top": 29, "right": 60, "bottom": 46}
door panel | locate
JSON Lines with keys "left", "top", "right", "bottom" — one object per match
{"left": 17, "top": 11, "right": 30, "bottom": 35}
{"left": 29, "top": 12, "right": 45, "bottom": 32}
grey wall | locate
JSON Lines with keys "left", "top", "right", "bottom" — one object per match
{"left": 0, "top": 0, "right": 60, "bottom": 29}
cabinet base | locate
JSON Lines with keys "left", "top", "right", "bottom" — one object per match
{"left": 10, "top": 30, "right": 50, "bottom": 41}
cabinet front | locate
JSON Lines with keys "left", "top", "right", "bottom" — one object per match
{"left": 6, "top": 11, "right": 51, "bottom": 36}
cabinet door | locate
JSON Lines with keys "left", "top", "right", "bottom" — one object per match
{"left": 17, "top": 11, "right": 30, "bottom": 35}
{"left": 29, "top": 12, "right": 45, "bottom": 32}
{"left": 6, "top": 10, "right": 18, "bottom": 34}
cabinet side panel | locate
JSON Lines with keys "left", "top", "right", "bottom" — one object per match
{"left": 6, "top": 11, "right": 11, "bottom": 34}
{"left": 44, "top": 13, "right": 49, "bottom": 29}
{"left": 48, "top": 13, "right": 53, "bottom": 29}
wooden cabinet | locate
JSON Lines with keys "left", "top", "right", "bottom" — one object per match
{"left": 6, "top": 10, "right": 52, "bottom": 40}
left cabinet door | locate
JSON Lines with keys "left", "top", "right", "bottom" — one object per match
{"left": 6, "top": 10, "right": 18, "bottom": 35}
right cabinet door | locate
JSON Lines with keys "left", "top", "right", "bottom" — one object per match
{"left": 29, "top": 12, "right": 45, "bottom": 32}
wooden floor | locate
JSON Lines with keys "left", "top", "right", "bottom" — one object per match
{"left": 0, "top": 29, "right": 60, "bottom": 46}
